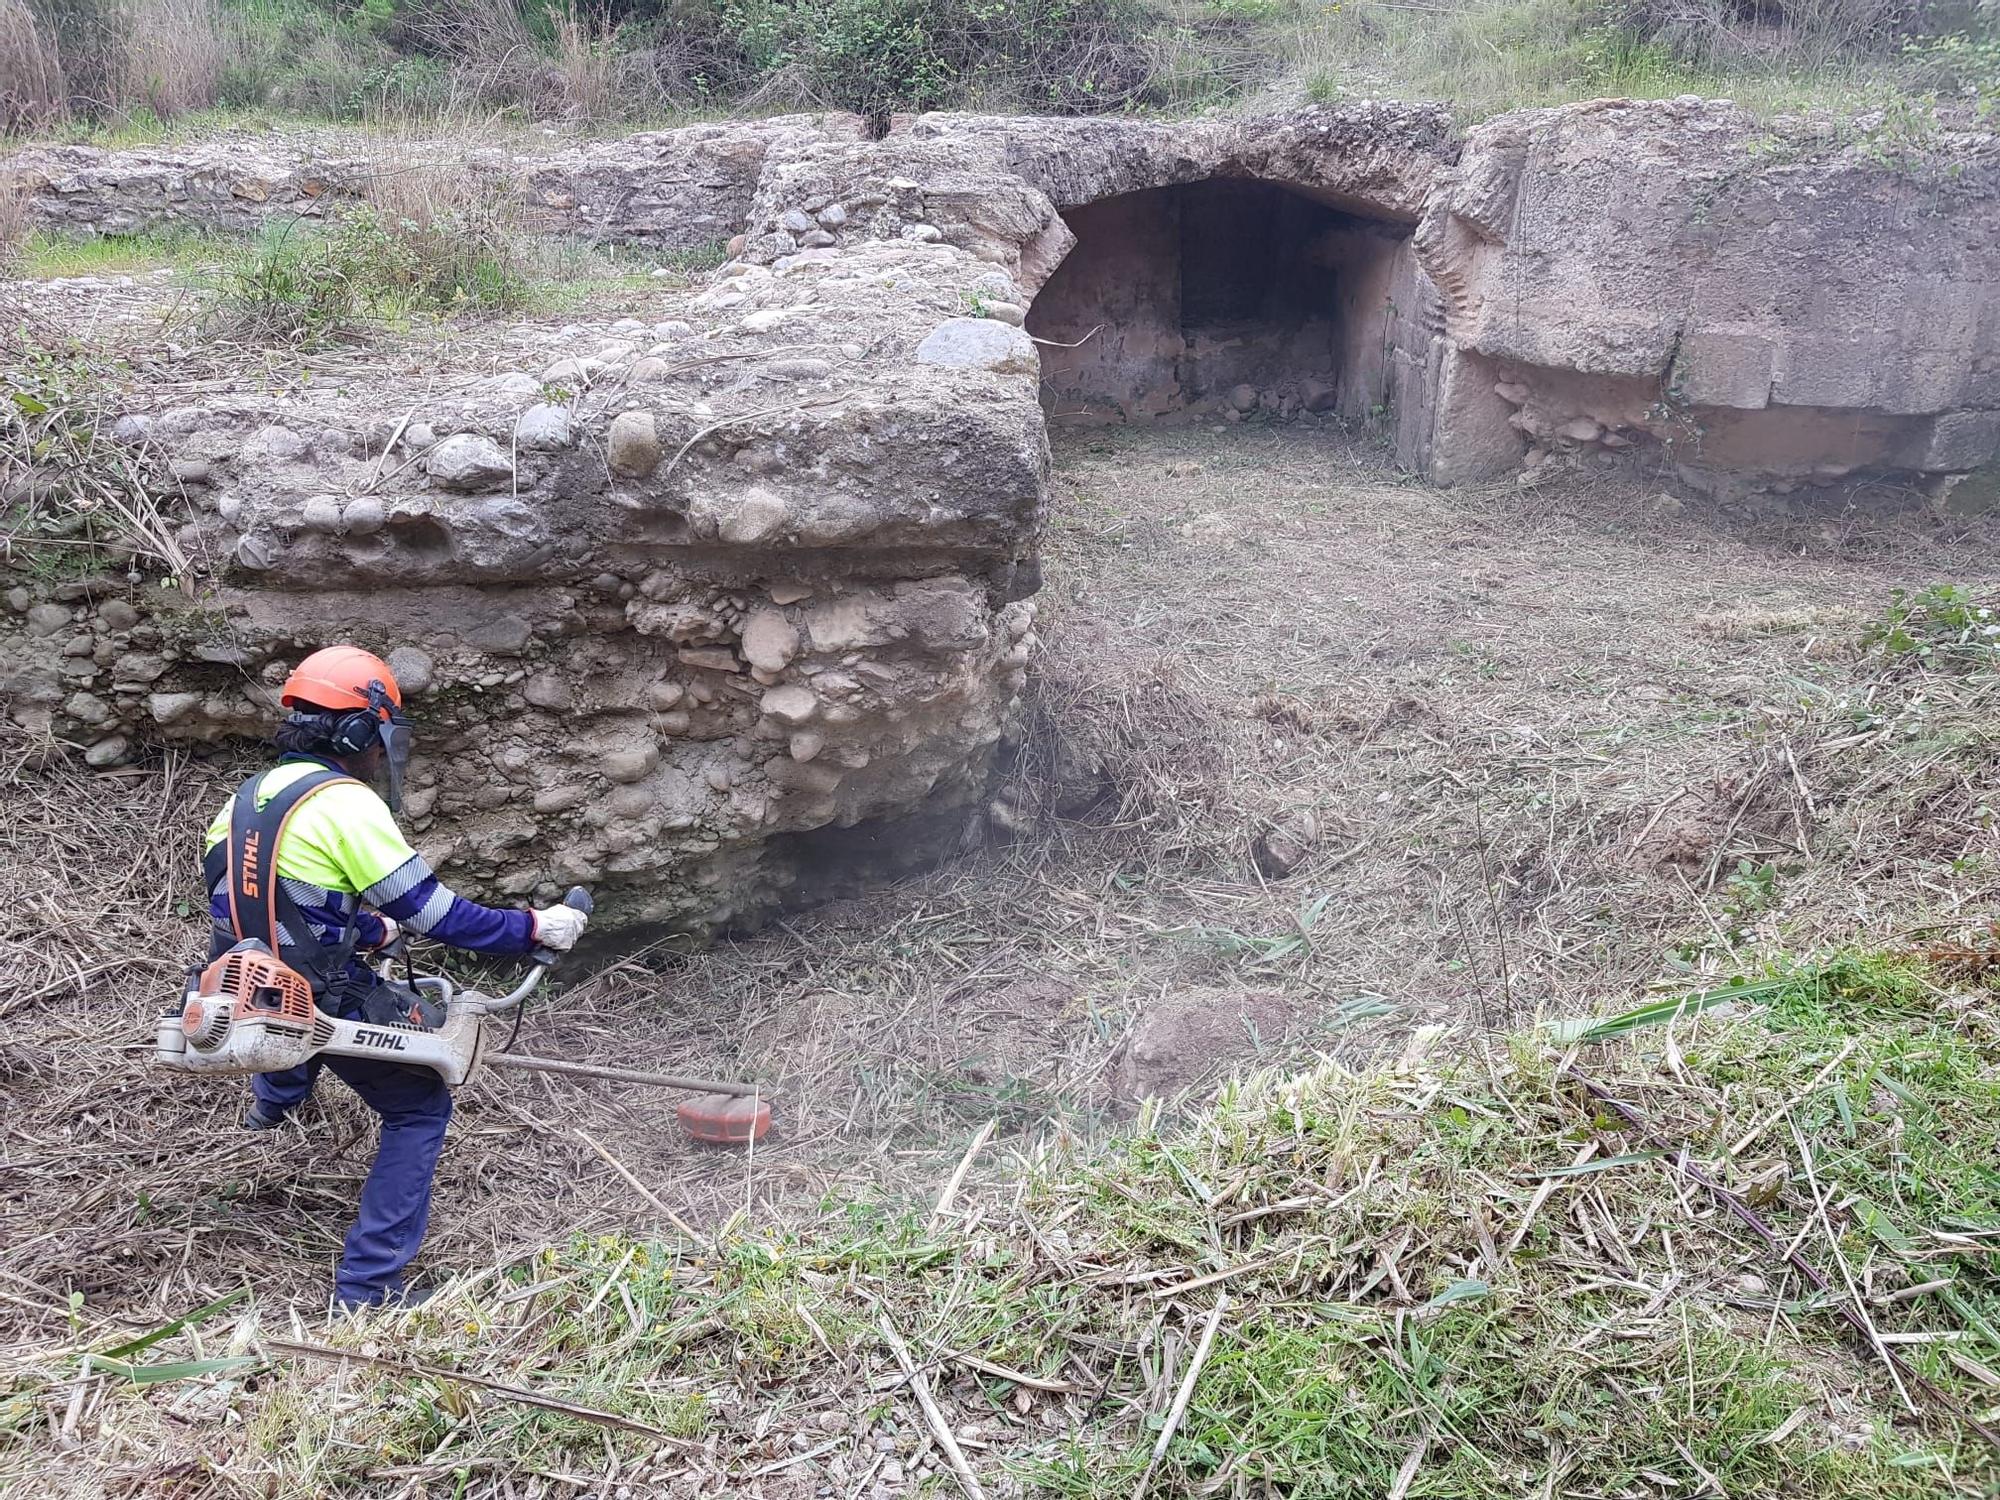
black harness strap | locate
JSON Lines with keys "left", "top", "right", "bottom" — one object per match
{"left": 221, "top": 767, "right": 362, "bottom": 996}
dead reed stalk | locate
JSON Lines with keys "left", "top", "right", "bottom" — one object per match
{"left": 120, "top": 0, "right": 233, "bottom": 118}
{"left": 0, "top": 0, "right": 67, "bottom": 134}
{"left": 0, "top": 178, "right": 30, "bottom": 275}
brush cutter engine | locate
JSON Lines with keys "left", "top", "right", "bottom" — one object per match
{"left": 156, "top": 889, "right": 594, "bottom": 1089}
{"left": 158, "top": 939, "right": 514, "bottom": 1087}
{"left": 165, "top": 941, "right": 320, "bottom": 1071}
{"left": 153, "top": 886, "right": 775, "bottom": 1143}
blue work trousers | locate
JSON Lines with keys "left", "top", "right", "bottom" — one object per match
{"left": 250, "top": 976, "right": 453, "bottom": 1309}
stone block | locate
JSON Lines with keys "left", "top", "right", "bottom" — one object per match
{"left": 1922, "top": 410, "right": 2000, "bottom": 472}
{"left": 1676, "top": 331, "right": 1774, "bottom": 410}
{"left": 914, "top": 319, "right": 1039, "bottom": 376}
{"left": 1770, "top": 339, "right": 1877, "bottom": 410}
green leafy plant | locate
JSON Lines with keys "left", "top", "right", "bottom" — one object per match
{"left": 2, "top": 335, "right": 194, "bottom": 582}
{"left": 1865, "top": 584, "right": 2000, "bottom": 671}
{"left": 211, "top": 195, "right": 535, "bottom": 345}
{"left": 1902, "top": 31, "right": 2000, "bottom": 120}
{"left": 1175, "top": 889, "right": 1334, "bottom": 971}
{"left": 721, "top": 0, "right": 1157, "bottom": 119}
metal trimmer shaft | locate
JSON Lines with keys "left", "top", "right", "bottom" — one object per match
{"left": 488, "top": 1052, "right": 765, "bottom": 1097}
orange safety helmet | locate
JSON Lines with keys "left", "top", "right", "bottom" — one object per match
{"left": 280, "top": 646, "right": 402, "bottom": 718}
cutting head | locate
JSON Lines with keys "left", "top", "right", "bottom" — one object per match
{"left": 677, "top": 1092, "right": 772, "bottom": 1146}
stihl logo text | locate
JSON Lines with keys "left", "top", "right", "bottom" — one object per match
{"left": 240, "top": 831, "right": 262, "bottom": 898}
{"left": 354, "top": 1028, "right": 408, "bottom": 1052}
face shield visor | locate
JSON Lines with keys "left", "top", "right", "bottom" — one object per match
{"left": 366, "top": 680, "right": 413, "bottom": 814}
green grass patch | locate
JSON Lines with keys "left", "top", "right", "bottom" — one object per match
{"left": 209, "top": 207, "right": 538, "bottom": 343}
{"left": 19, "top": 218, "right": 681, "bottom": 325}
{"left": 201, "top": 211, "right": 668, "bottom": 343}
{"left": 18, "top": 226, "right": 235, "bottom": 279}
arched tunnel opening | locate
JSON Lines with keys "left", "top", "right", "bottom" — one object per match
{"left": 1026, "top": 177, "right": 1428, "bottom": 430}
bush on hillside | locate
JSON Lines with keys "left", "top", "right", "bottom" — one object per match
{"left": 723, "top": 0, "right": 1160, "bottom": 116}
{"left": 5, "top": 0, "right": 1990, "bottom": 134}
{"left": 0, "top": 0, "right": 67, "bottom": 133}
{"left": 1632, "top": 0, "right": 1925, "bottom": 67}
{"left": 211, "top": 154, "right": 539, "bottom": 343}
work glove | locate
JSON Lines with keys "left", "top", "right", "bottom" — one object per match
{"left": 531, "top": 902, "right": 589, "bottom": 951}
{"left": 369, "top": 915, "right": 402, "bottom": 950}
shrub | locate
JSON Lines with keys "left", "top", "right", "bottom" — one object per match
{"left": 118, "top": 0, "right": 233, "bottom": 117}
{"left": 548, "top": 0, "right": 666, "bottom": 123}
{"left": 622, "top": 0, "right": 764, "bottom": 102}
{"left": 1902, "top": 29, "right": 2000, "bottom": 115}
{"left": 213, "top": 154, "right": 536, "bottom": 343}
{"left": 718, "top": 0, "right": 1160, "bottom": 118}
{"left": 356, "top": 146, "right": 535, "bottom": 305}
{"left": 213, "top": 221, "right": 372, "bottom": 343}
{"left": 0, "top": 0, "right": 68, "bottom": 133}
{"left": 1633, "top": 0, "right": 1926, "bottom": 70}
{"left": 1, "top": 334, "right": 196, "bottom": 580}
{"left": 25, "top": 0, "right": 126, "bottom": 120}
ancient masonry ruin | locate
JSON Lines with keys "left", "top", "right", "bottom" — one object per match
{"left": 4, "top": 101, "right": 1997, "bottom": 929}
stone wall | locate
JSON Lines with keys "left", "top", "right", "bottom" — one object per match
{"left": 3, "top": 116, "right": 861, "bottom": 250}
{"left": 3, "top": 233, "right": 1048, "bottom": 932}
{"left": 5, "top": 98, "right": 1997, "bottom": 930}
{"left": 1415, "top": 98, "right": 2000, "bottom": 501}
{"left": 11, "top": 100, "right": 1991, "bottom": 499}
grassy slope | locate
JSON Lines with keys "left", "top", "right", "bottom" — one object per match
{"left": 6, "top": 952, "right": 2000, "bottom": 1497}
{"left": 8, "top": 0, "right": 1992, "bottom": 150}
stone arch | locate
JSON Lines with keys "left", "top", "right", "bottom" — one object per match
{"left": 1024, "top": 176, "right": 1441, "bottom": 460}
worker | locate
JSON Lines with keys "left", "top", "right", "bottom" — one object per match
{"left": 202, "top": 645, "right": 588, "bottom": 1311}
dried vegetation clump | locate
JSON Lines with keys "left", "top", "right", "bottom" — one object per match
{"left": 0, "top": 320, "right": 200, "bottom": 583}
{"left": 7, "top": 937, "right": 2000, "bottom": 1498}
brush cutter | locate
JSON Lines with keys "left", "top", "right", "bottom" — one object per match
{"left": 154, "top": 887, "right": 773, "bottom": 1144}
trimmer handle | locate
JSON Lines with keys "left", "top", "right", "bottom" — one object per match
{"left": 529, "top": 886, "right": 593, "bottom": 967}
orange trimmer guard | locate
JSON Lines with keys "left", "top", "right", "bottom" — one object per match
{"left": 676, "top": 1093, "right": 772, "bottom": 1146}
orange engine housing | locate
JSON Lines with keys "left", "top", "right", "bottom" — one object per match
{"left": 189, "top": 946, "right": 315, "bottom": 1042}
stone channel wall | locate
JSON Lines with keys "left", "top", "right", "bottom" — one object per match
{"left": 8, "top": 101, "right": 1996, "bottom": 499}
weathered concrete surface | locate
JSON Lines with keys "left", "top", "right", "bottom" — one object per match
{"left": 1416, "top": 97, "right": 2000, "bottom": 494}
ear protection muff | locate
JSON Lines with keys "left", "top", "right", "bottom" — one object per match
{"left": 324, "top": 708, "right": 383, "bottom": 758}
{"left": 283, "top": 680, "right": 412, "bottom": 811}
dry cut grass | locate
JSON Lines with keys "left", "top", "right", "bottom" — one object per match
{"left": 7, "top": 938, "right": 2000, "bottom": 1498}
